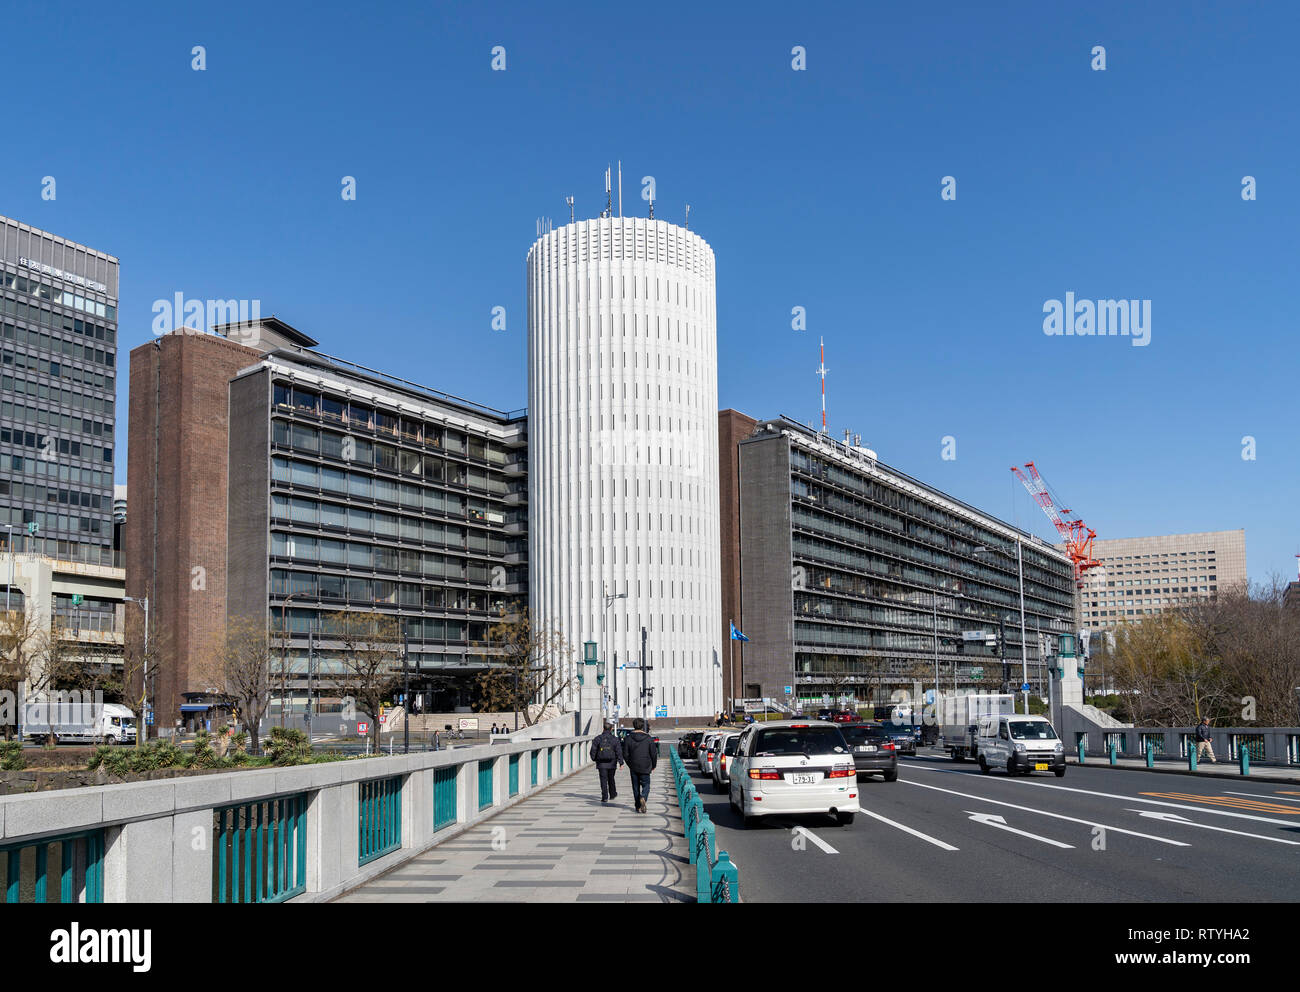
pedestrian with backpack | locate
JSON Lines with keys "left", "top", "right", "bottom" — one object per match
{"left": 622, "top": 718, "right": 658, "bottom": 814}
{"left": 590, "top": 721, "right": 624, "bottom": 803}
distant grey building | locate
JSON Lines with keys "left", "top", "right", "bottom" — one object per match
{"left": 0, "top": 216, "right": 118, "bottom": 567}
{"left": 733, "top": 417, "right": 1076, "bottom": 709}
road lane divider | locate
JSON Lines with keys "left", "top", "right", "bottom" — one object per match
{"left": 857, "top": 807, "right": 959, "bottom": 851}
{"left": 966, "top": 812, "right": 1074, "bottom": 849}
{"left": 1138, "top": 792, "right": 1300, "bottom": 815}
{"left": 1127, "top": 810, "right": 1300, "bottom": 846}
{"left": 792, "top": 826, "right": 839, "bottom": 855}
{"left": 1222, "top": 791, "right": 1300, "bottom": 804}
{"left": 900, "top": 778, "right": 1190, "bottom": 846}
{"left": 1011, "top": 780, "right": 1300, "bottom": 829}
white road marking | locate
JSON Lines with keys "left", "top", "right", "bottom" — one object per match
{"left": 1127, "top": 810, "right": 1300, "bottom": 846}
{"left": 1009, "top": 780, "right": 1300, "bottom": 828}
{"left": 859, "top": 807, "right": 960, "bottom": 851}
{"left": 793, "top": 826, "right": 839, "bottom": 855}
{"left": 900, "top": 778, "right": 1190, "bottom": 846}
{"left": 1222, "top": 791, "right": 1300, "bottom": 804}
{"left": 966, "top": 811, "right": 1074, "bottom": 848}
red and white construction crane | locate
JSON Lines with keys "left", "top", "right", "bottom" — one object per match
{"left": 1011, "top": 461, "right": 1102, "bottom": 586}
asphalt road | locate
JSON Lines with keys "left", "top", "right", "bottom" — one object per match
{"left": 673, "top": 742, "right": 1300, "bottom": 902}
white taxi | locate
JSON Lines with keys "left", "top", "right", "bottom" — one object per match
{"left": 727, "top": 721, "right": 860, "bottom": 827}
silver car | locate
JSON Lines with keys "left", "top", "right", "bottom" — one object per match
{"left": 711, "top": 732, "right": 742, "bottom": 792}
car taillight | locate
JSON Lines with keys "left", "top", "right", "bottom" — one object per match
{"left": 827, "top": 764, "right": 855, "bottom": 778}
{"left": 748, "top": 768, "right": 781, "bottom": 780}
{"left": 720, "top": 756, "right": 727, "bottom": 769}
{"left": 882, "top": 743, "right": 895, "bottom": 751}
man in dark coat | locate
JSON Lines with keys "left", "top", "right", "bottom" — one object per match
{"left": 622, "top": 718, "right": 658, "bottom": 813}
{"left": 590, "top": 721, "right": 624, "bottom": 803}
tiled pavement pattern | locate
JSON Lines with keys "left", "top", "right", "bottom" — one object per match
{"left": 337, "top": 757, "right": 694, "bottom": 902}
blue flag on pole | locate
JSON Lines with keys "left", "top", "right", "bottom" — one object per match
{"left": 730, "top": 621, "right": 749, "bottom": 642}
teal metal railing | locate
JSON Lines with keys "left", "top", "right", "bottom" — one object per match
{"left": 508, "top": 754, "right": 520, "bottom": 797}
{"left": 2, "top": 829, "right": 104, "bottom": 904}
{"left": 478, "top": 759, "right": 495, "bottom": 811}
{"left": 433, "top": 766, "right": 458, "bottom": 832}
{"left": 358, "top": 776, "right": 403, "bottom": 865}
{"left": 214, "top": 794, "right": 307, "bottom": 903}
{"left": 669, "top": 748, "right": 740, "bottom": 903}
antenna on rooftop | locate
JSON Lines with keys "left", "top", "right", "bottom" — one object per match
{"left": 816, "top": 337, "right": 829, "bottom": 434}
{"left": 602, "top": 166, "right": 612, "bottom": 218}
{"left": 565, "top": 196, "right": 574, "bottom": 223}
{"left": 684, "top": 204, "right": 691, "bottom": 230}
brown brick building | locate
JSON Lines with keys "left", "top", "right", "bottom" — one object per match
{"left": 125, "top": 321, "right": 316, "bottom": 732}
{"left": 718, "top": 409, "right": 758, "bottom": 709}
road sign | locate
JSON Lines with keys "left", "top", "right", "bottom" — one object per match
{"left": 71, "top": 594, "right": 83, "bottom": 605}
{"left": 357, "top": 721, "right": 369, "bottom": 734}
{"left": 1020, "top": 682, "right": 1031, "bottom": 692}
{"left": 655, "top": 706, "right": 667, "bottom": 718}
{"left": 458, "top": 717, "right": 478, "bottom": 731}
{"left": 784, "top": 685, "right": 792, "bottom": 694}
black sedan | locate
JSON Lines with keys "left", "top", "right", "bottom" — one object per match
{"left": 877, "top": 723, "right": 917, "bottom": 755}
{"left": 677, "top": 731, "right": 703, "bottom": 758}
{"left": 840, "top": 722, "right": 899, "bottom": 781}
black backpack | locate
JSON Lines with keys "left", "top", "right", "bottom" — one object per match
{"left": 594, "top": 735, "right": 615, "bottom": 762}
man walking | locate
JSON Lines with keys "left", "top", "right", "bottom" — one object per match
{"left": 622, "top": 718, "right": 658, "bottom": 814}
{"left": 1195, "top": 717, "right": 1216, "bottom": 764}
{"left": 590, "top": 720, "right": 624, "bottom": 803}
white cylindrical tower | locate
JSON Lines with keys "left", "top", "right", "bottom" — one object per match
{"left": 528, "top": 216, "right": 721, "bottom": 719}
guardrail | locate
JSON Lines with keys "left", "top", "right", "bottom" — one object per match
{"left": 1071, "top": 725, "right": 1300, "bottom": 774}
{"left": 669, "top": 748, "right": 739, "bottom": 903}
{"left": 0, "top": 733, "right": 594, "bottom": 903}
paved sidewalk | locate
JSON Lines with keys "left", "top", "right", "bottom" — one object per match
{"left": 337, "top": 757, "right": 694, "bottom": 903}
{"left": 1067, "top": 754, "right": 1300, "bottom": 784}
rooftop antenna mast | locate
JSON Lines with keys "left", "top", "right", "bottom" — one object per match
{"left": 617, "top": 160, "right": 623, "bottom": 217}
{"left": 565, "top": 196, "right": 574, "bottom": 223}
{"left": 602, "top": 166, "right": 612, "bottom": 218}
{"left": 684, "top": 204, "right": 691, "bottom": 230}
{"left": 816, "top": 337, "right": 829, "bottom": 434}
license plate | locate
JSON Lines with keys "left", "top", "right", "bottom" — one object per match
{"left": 1034, "top": 763, "right": 1049, "bottom": 771}
{"left": 861, "top": 745, "right": 877, "bottom": 752}
{"left": 789, "top": 773, "right": 822, "bottom": 784}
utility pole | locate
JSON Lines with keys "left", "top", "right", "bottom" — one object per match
{"left": 640, "top": 626, "right": 650, "bottom": 723}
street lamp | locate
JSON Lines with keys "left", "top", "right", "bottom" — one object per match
{"left": 124, "top": 596, "right": 149, "bottom": 738}
{"left": 601, "top": 585, "right": 627, "bottom": 723}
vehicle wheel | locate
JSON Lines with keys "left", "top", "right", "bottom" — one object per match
{"left": 978, "top": 754, "right": 990, "bottom": 774}
{"left": 836, "top": 811, "right": 855, "bottom": 826}
{"left": 883, "top": 768, "right": 898, "bottom": 782}
{"left": 1054, "top": 768, "right": 1066, "bottom": 778}
{"left": 728, "top": 789, "right": 738, "bottom": 813}
{"left": 951, "top": 750, "right": 963, "bottom": 763}
{"left": 1006, "top": 758, "right": 1017, "bottom": 776}
{"left": 101, "top": 735, "right": 115, "bottom": 746}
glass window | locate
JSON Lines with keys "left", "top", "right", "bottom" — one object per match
{"left": 291, "top": 424, "right": 318, "bottom": 453}
{"left": 320, "top": 502, "right": 346, "bottom": 529}
{"left": 374, "top": 478, "right": 398, "bottom": 504}
{"left": 321, "top": 395, "right": 345, "bottom": 423}
{"left": 444, "top": 431, "right": 465, "bottom": 454}
{"left": 271, "top": 457, "right": 290, "bottom": 482}
{"left": 374, "top": 512, "right": 396, "bottom": 538}
{"left": 348, "top": 473, "right": 372, "bottom": 499}
{"left": 752, "top": 727, "right": 849, "bottom": 756}
{"left": 274, "top": 384, "right": 292, "bottom": 409}
{"left": 347, "top": 506, "right": 371, "bottom": 532}
{"left": 347, "top": 543, "right": 372, "bottom": 567}
{"left": 290, "top": 498, "right": 318, "bottom": 524}
{"left": 347, "top": 577, "right": 371, "bottom": 602}
{"left": 319, "top": 574, "right": 345, "bottom": 600}
{"left": 321, "top": 467, "right": 347, "bottom": 493}
{"left": 320, "top": 431, "right": 344, "bottom": 459}
{"left": 349, "top": 403, "right": 373, "bottom": 430}
{"left": 374, "top": 443, "right": 397, "bottom": 471}
{"left": 374, "top": 411, "right": 398, "bottom": 436}
{"left": 423, "top": 456, "right": 443, "bottom": 481}
{"left": 292, "top": 388, "right": 318, "bottom": 414}
{"left": 290, "top": 461, "right": 318, "bottom": 487}
{"left": 319, "top": 538, "right": 346, "bottom": 564}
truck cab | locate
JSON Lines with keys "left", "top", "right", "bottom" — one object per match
{"left": 977, "top": 714, "right": 1065, "bottom": 776}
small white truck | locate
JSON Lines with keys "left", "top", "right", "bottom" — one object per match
{"left": 976, "top": 713, "right": 1066, "bottom": 777}
{"left": 23, "top": 701, "right": 137, "bottom": 745}
{"left": 938, "top": 692, "right": 1013, "bottom": 761}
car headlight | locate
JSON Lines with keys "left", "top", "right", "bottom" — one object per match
{"left": 1054, "top": 742, "right": 1064, "bottom": 752}
{"left": 1014, "top": 743, "right": 1026, "bottom": 753}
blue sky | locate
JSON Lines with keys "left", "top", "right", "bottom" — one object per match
{"left": 2, "top": 1, "right": 1295, "bottom": 585}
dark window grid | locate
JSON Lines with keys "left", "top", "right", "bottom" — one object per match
{"left": 272, "top": 405, "right": 500, "bottom": 468}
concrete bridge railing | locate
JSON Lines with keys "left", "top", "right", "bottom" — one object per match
{"left": 0, "top": 734, "right": 595, "bottom": 904}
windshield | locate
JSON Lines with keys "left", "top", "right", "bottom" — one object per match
{"left": 753, "top": 727, "right": 848, "bottom": 756}
{"left": 724, "top": 736, "right": 740, "bottom": 755}
{"left": 1009, "top": 721, "right": 1057, "bottom": 741}
{"left": 840, "top": 725, "right": 889, "bottom": 744}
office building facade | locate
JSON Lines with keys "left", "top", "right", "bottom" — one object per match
{"left": 0, "top": 216, "right": 118, "bottom": 568}
{"left": 734, "top": 418, "right": 1076, "bottom": 709}
{"left": 1077, "top": 529, "right": 1247, "bottom": 631}
{"left": 527, "top": 216, "right": 721, "bottom": 718}
{"left": 227, "top": 345, "right": 527, "bottom": 715}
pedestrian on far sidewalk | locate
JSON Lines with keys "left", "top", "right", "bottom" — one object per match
{"left": 590, "top": 721, "right": 624, "bottom": 803}
{"left": 1195, "top": 717, "right": 1216, "bottom": 763}
{"left": 622, "top": 717, "right": 658, "bottom": 814}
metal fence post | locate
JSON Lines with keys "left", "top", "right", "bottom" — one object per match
{"left": 1188, "top": 742, "right": 1198, "bottom": 772}
{"left": 1077, "top": 738, "right": 1085, "bottom": 765}
{"left": 1146, "top": 741, "right": 1154, "bottom": 768}
{"left": 1109, "top": 739, "right": 1117, "bottom": 765}
{"left": 1240, "top": 743, "right": 1250, "bottom": 777}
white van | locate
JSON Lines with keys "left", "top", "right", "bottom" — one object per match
{"left": 976, "top": 714, "right": 1065, "bottom": 777}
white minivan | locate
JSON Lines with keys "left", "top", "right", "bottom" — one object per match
{"left": 976, "top": 714, "right": 1065, "bottom": 777}
{"left": 728, "top": 721, "right": 860, "bottom": 827}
